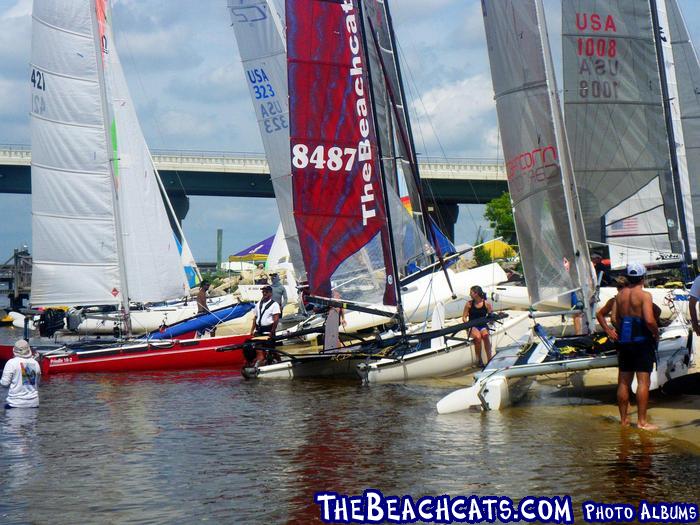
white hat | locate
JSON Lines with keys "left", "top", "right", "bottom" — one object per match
{"left": 13, "top": 339, "right": 32, "bottom": 358}
{"left": 626, "top": 262, "right": 646, "bottom": 277}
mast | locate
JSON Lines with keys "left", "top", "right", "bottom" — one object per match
{"left": 357, "top": 0, "right": 405, "bottom": 335}
{"left": 91, "top": 0, "right": 132, "bottom": 334}
{"left": 650, "top": 0, "right": 694, "bottom": 274}
{"left": 381, "top": 0, "right": 431, "bottom": 240}
{"left": 365, "top": 15, "right": 456, "bottom": 298}
{"left": 537, "top": 0, "right": 594, "bottom": 332}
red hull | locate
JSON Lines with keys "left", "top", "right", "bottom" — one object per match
{"left": 1, "top": 344, "right": 13, "bottom": 365}
{"left": 41, "top": 334, "right": 250, "bottom": 375}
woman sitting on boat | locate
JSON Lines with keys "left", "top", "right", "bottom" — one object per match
{"left": 462, "top": 285, "right": 493, "bottom": 368}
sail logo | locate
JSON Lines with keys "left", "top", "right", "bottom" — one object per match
{"left": 230, "top": 4, "right": 267, "bottom": 24}
{"left": 573, "top": 11, "right": 621, "bottom": 101}
{"left": 575, "top": 13, "right": 617, "bottom": 33}
{"left": 505, "top": 145, "right": 558, "bottom": 192}
{"left": 342, "top": 0, "right": 377, "bottom": 227}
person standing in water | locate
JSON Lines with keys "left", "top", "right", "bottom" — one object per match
{"left": 1, "top": 340, "right": 40, "bottom": 409}
{"left": 612, "top": 263, "right": 659, "bottom": 431}
{"left": 462, "top": 285, "right": 493, "bottom": 368}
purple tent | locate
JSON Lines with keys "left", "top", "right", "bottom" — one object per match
{"left": 229, "top": 235, "right": 275, "bottom": 262}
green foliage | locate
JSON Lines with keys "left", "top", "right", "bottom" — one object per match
{"left": 484, "top": 192, "right": 517, "bottom": 244}
{"left": 473, "top": 235, "right": 493, "bottom": 266}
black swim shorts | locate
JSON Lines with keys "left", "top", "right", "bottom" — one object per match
{"left": 617, "top": 340, "right": 657, "bottom": 373}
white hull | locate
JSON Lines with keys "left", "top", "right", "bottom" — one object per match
{"left": 364, "top": 312, "right": 531, "bottom": 384}
{"left": 288, "top": 263, "right": 507, "bottom": 339}
{"left": 437, "top": 318, "right": 691, "bottom": 413}
{"left": 489, "top": 284, "right": 689, "bottom": 319}
{"left": 73, "top": 295, "right": 237, "bottom": 334}
{"left": 247, "top": 311, "right": 531, "bottom": 383}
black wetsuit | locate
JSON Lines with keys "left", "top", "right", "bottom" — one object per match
{"left": 617, "top": 315, "right": 657, "bottom": 373}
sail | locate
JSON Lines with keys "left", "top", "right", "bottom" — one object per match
{"left": 361, "top": 0, "right": 434, "bottom": 271}
{"left": 286, "top": 0, "right": 397, "bottom": 305}
{"left": 482, "top": 0, "right": 593, "bottom": 306}
{"left": 228, "top": 0, "right": 306, "bottom": 281}
{"left": 668, "top": 0, "right": 700, "bottom": 258}
{"left": 360, "top": 1, "right": 425, "bottom": 222}
{"left": 562, "top": 0, "right": 689, "bottom": 267}
{"left": 98, "top": 0, "right": 190, "bottom": 302}
{"left": 30, "top": 0, "right": 189, "bottom": 307}
{"left": 654, "top": 0, "right": 695, "bottom": 264}
{"left": 30, "top": 0, "right": 124, "bottom": 306}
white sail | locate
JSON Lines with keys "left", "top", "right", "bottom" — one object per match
{"left": 30, "top": 0, "right": 189, "bottom": 307}
{"left": 562, "top": 0, "right": 692, "bottom": 268}
{"left": 668, "top": 0, "right": 700, "bottom": 258}
{"left": 100, "top": 1, "right": 189, "bottom": 302}
{"left": 30, "top": 0, "right": 123, "bottom": 306}
{"left": 482, "top": 0, "right": 594, "bottom": 313}
{"left": 655, "top": 0, "right": 696, "bottom": 263}
{"left": 228, "top": 0, "right": 306, "bottom": 281}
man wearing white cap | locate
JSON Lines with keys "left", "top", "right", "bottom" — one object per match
{"left": 614, "top": 262, "right": 659, "bottom": 430}
{"left": 1, "top": 339, "right": 41, "bottom": 409}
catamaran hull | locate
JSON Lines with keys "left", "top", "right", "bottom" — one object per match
{"left": 0, "top": 344, "right": 12, "bottom": 367}
{"left": 364, "top": 313, "right": 531, "bottom": 384}
{"left": 242, "top": 354, "right": 367, "bottom": 380}
{"left": 437, "top": 322, "right": 691, "bottom": 413}
{"left": 290, "top": 263, "right": 507, "bottom": 339}
{"left": 490, "top": 285, "right": 688, "bottom": 319}
{"left": 72, "top": 295, "right": 238, "bottom": 334}
{"left": 39, "top": 334, "right": 250, "bottom": 375}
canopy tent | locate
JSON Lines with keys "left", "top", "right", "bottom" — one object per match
{"left": 228, "top": 235, "right": 275, "bottom": 263}
{"left": 481, "top": 239, "right": 516, "bottom": 260}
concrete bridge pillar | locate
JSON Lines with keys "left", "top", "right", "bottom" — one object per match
{"left": 427, "top": 201, "right": 459, "bottom": 242}
{"left": 166, "top": 192, "right": 190, "bottom": 224}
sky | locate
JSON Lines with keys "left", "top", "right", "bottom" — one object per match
{"left": 1, "top": 0, "right": 700, "bottom": 262}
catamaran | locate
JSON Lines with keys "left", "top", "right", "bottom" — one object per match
{"left": 227, "top": 0, "right": 520, "bottom": 337}
{"left": 28, "top": 0, "right": 252, "bottom": 373}
{"left": 437, "top": 0, "right": 694, "bottom": 413}
{"left": 227, "top": 0, "right": 531, "bottom": 382}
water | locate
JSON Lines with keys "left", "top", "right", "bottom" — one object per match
{"left": 0, "top": 326, "right": 699, "bottom": 523}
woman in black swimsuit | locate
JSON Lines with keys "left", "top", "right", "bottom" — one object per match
{"left": 461, "top": 285, "right": 493, "bottom": 367}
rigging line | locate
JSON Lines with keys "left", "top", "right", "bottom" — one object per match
{"left": 366, "top": 18, "right": 455, "bottom": 297}
{"left": 115, "top": 16, "right": 188, "bottom": 198}
{"left": 394, "top": 41, "right": 484, "bottom": 239}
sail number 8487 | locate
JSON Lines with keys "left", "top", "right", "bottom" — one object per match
{"left": 292, "top": 144, "right": 357, "bottom": 172}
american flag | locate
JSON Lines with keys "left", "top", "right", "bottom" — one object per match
{"left": 609, "top": 217, "right": 639, "bottom": 236}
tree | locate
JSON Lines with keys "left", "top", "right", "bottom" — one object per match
{"left": 484, "top": 192, "right": 517, "bottom": 245}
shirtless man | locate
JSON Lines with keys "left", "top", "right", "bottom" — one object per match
{"left": 610, "top": 263, "right": 659, "bottom": 430}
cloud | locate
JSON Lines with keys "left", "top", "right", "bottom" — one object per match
{"left": 411, "top": 74, "right": 497, "bottom": 157}
{"left": 116, "top": 26, "right": 203, "bottom": 71}
{"left": 0, "top": 0, "right": 30, "bottom": 20}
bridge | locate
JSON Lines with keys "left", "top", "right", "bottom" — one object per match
{"left": 0, "top": 248, "right": 31, "bottom": 311}
{"left": 0, "top": 145, "right": 507, "bottom": 236}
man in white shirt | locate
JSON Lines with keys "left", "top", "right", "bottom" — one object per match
{"left": 249, "top": 285, "right": 282, "bottom": 366}
{"left": 1, "top": 340, "right": 40, "bottom": 409}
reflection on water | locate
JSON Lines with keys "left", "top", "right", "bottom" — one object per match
{"left": 3, "top": 379, "right": 697, "bottom": 523}
{"left": 0, "top": 333, "right": 698, "bottom": 522}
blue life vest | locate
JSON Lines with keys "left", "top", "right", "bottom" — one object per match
{"left": 618, "top": 316, "right": 652, "bottom": 344}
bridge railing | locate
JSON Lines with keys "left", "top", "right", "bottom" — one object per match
{"left": 0, "top": 144, "right": 506, "bottom": 179}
